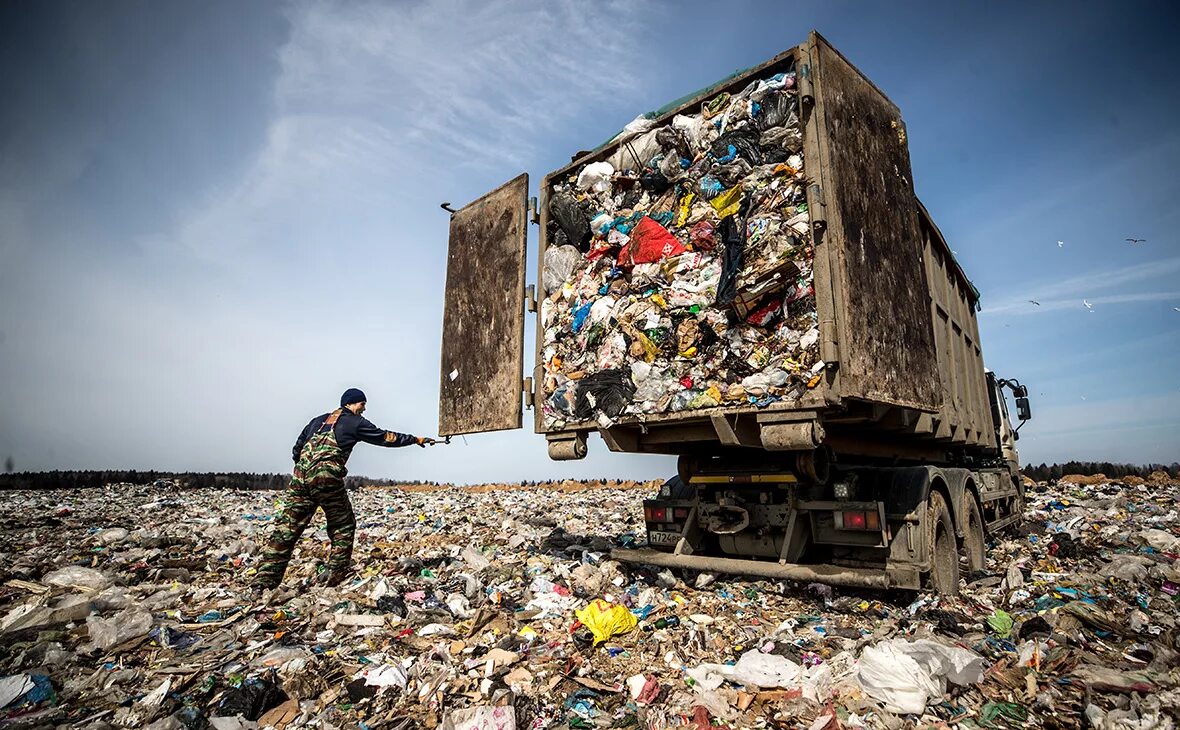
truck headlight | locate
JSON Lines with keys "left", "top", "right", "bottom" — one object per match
{"left": 834, "top": 481, "right": 853, "bottom": 501}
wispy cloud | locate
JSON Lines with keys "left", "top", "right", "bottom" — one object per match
{"left": 982, "top": 256, "right": 1180, "bottom": 315}
{"left": 147, "top": 0, "right": 651, "bottom": 267}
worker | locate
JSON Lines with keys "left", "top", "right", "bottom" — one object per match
{"left": 254, "top": 388, "right": 433, "bottom": 590}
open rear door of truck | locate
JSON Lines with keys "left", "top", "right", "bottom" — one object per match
{"left": 439, "top": 173, "right": 529, "bottom": 436}
{"left": 808, "top": 32, "right": 942, "bottom": 413}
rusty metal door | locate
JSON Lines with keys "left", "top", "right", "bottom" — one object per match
{"left": 808, "top": 32, "right": 941, "bottom": 413}
{"left": 438, "top": 173, "right": 529, "bottom": 436}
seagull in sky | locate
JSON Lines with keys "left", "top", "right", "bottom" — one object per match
{"left": 1057, "top": 240, "right": 1064, "bottom": 248}
{"left": 1126, "top": 238, "right": 1146, "bottom": 244}
{"left": 1083, "top": 299, "right": 1093, "bottom": 311}
{"left": 1028, "top": 300, "right": 1040, "bottom": 306}
{"left": 1174, "top": 307, "right": 1180, "bottom": 313}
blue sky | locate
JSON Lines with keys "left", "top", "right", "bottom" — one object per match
{"left": 1, "top": 1, "right": 1177, "bottom": 482}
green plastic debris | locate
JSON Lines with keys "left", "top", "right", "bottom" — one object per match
{"left": 979, "top": 701, "right": 1027, "bottom": 727}
{"left": 987, "top": 609, "right": 1014, "bottom": 638}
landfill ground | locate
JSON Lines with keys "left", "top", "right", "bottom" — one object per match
{"left": 3, "top": 476, "right": 1180, "bottom": 729}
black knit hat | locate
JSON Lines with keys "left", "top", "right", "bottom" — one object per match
{"left": 340, "top": 388, "right": 367, "bottom": 407}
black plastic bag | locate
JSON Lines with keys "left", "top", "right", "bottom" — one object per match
{"left": 716, "top": 210, "right": 747, "bottom": 307}
{"left": 217, "top": 677, "right": 286, "bottom": 721}
{"left": 639, "top": 170, "right": 670, "bottom": 193}
{"left": 710, "top": 126, "right": 762, "bottom": 166}
{"left": 759, "top": 90, "right": 797, "bottom": 131}
{"left": 549, "top": 192, "right": 591, "bottom": 252}
{"left": 656, "top": 127, "right": 689, "bottom": 157}
{"left": 377, "top": 595, "right": 407, "bottom": 618}
{"left": 574, "top": 369, "right": 635, "bottom": 420}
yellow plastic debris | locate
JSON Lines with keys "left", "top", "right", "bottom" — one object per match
{"left": 676, "top": 192, "right": 696, "bottom": 228}
{"left": 575, "top": 599, "right": 638, "bottom": 645}
{"left": 710, "top": 186, "right": 743, "bottom": 218}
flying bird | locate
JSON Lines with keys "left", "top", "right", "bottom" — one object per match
{"left": 1126, "top": 238, "right": 1146, "bottom": 244}
{"left": 1028, "top": 300, "right": 1040, "bottom": 306}
{"left": 1083, "top": 300, "right": 1093, "bottom": 311}
{"left": 1174, "top": 307, "right": 1180, "bottom": 313}
{"left": 1057, "top": 240, "right": 1064, "bottom": 248}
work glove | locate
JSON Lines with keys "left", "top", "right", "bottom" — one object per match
{"left": 416, "top": 436, "right": 437, "bottom": 447}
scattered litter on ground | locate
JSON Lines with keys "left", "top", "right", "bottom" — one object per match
{"left": 2, "top": 474, "right": 1180, "bottom": 727}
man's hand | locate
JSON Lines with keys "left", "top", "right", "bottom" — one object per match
{"left": 416, "top": 436, "right": 437, "bottom": 448}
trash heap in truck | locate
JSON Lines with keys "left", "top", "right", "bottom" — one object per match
{"left": 540, "top": 64, "right": 823, "bottom": 430}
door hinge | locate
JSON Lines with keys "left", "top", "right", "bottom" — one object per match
{"left": 820, "top": 318, "right": 838, "bottom": 366}
{"left": 525, "top": 284, "right": 537, "bottom": 313}
{"left": 523, "top": 377, "right": 534, "bottom": 409}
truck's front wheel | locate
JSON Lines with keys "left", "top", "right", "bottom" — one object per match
{"left": 927, "top": 491, "right": 960, "bottom": 595}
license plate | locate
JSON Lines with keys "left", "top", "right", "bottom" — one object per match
{"left": 649, "top": 531, "right": 681, "bottom": 546}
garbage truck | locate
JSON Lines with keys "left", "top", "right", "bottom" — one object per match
{"left": 437, "top": 31, "right": 1031, "bottom": 594}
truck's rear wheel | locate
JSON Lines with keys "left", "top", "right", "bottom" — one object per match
{"left": 927, "top": 491, "right": 960, "bottom": 595}
{"left": 961, "top": 497, "right": 985, "bottom": 574}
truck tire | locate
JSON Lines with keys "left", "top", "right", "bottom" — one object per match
{"left": 927, "top": 491, "right": 960, "bottom": 596}
{"left": 961, "top": 497, "right": 986, "bottom": 574}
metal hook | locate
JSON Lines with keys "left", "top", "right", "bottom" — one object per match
{"left": 440, "top": 202, "right": 457, "bottom": 214}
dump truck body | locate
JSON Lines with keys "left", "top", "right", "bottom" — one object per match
{"left": 438, "top": 31, "right": 1030, "bottom": 592}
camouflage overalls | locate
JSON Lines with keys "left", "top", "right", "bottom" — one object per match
{"left": 255, "top": 409, "right": 356, "bottom": 587}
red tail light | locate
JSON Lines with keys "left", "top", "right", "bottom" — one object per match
{"left": 650, "top": 507, "right": 667, "bottom": 522}
{"left": 837, "top": 511, "right": 880, "bottom": 530}
{"left": 673, "top": 508, "right": 689, "bottom": 520}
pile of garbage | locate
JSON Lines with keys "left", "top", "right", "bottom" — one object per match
{"left": 541, "top": 64, "right": 821, "bottom": 429}
{"left": 3, "top": 477, "right": 1180, "bottom": 728}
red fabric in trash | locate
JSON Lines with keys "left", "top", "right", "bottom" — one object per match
{"left": 637, "top": 676, "right": 660, "bottom": 704}
{"left": 617, "top": 216, "right": 685, "bottom": 267}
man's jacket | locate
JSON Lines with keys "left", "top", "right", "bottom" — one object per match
{"left": 293, "top": 409, "right": 417, "bottom": 463}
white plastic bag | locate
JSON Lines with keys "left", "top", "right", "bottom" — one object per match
{"left": 542, "top": 245, "right": 583, "bottom": 294}
{"left": 576, "top": 161, "right": 615, "bottom": 194}
{"left": 611, "top": 115, "right": 657, "bottom": 145}
{"left": 688, "top": 650, "right": 802, "bottom": 690}
{"left": 857, "top": 639, "right": 984, "bottom": 714}
{"left": 84, "top": 608, "right": 153, "bottom": 651}
{"left": 43, "top": 566, "right": 112, "bottom": 591}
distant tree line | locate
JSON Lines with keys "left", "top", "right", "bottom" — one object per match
{"left": 0, "top": 471, "right": 638, "bottom": 491}
{"left": 1023, "top": 462, "right": 1180, "bottom": 483}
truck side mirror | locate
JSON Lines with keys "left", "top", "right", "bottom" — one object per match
{"left": 1016, "top": 397, "right": 1031, "bottom": 421}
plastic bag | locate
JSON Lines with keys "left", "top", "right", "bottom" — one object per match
{"left": 709, "top": 126, "right": 762, "bottom": 166}
{"left": 542, "top": 245, "right": 583, "bottom": 294}
{"left": 549, "top": 192, "right": 591, "bottom": 251}
{"left": 987, "top": 609, "right": 1014, "bottom": 638}
{"left": 857, "top": 639, "right": 984, "bottom": 714}
{"left": 43, "top": 566, "right": 113, "bottom": 591}
{"left": 574, "top": 599, "right": 637, "bottom": 645}
{"left": 576, "top": 161, "right": 615, "bottom": 194}
{"left": 1137, "top": 528, "right": 1180, "bottom": 552}
{"left": 688, "top": 650, "right": 803, "bottom": 690}
{"left": 727, "top": 650, "right": 802, "bottom": 688}
{"left": 217, "top": 677, "right": 287, "bottom": 721}
{"left": 441, "top": 706, "right": 516, "bottom": 730}
{"left": 573, "top": 369, "right": 635, "bottom": 420}
{"left": 617, "top": 217, "right": 685, "bottom": 267}
{"left": 612, "top": 116, "right": 657, "bottom": 144}
{"left": 84, "top": 608, "right": 153, "bottom": 651}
